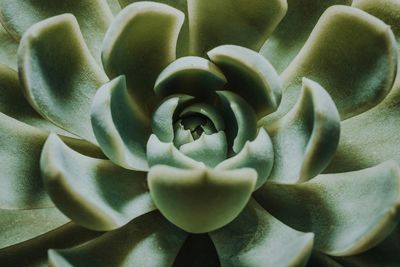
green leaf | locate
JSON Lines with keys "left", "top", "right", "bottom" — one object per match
{"left": 255, "top": 161, "right": 400, "bottom": 256}
{"left": 91, "top": 76, "right": 150, "bottom": 171}
{"left": 208, "top": 45, "right": 282, "bottom": 118}
{"left": 118, "top": 0, "right": 189, "bottom": 56}
{"left": 187, "top": 0, "right": 287, "bottom": 55}
{"left": 154, "top": 56, "right": 226, "bottom": 98}
{"left": 0, "top": 24, "right": 18, "bottom": 70}
{"left": 210, "top": 200, "right": 314, "bottom": 267}
{"left": 0, "top": 0, "right": 113, "bottom": 64}
{"left": 180, "top": 132, "right": 228, "bottom": 167}
{"left": 102, "top": 2, "right": 184, "bottom": 115}
{"left": 0, "top": 65, "right": 74, "bottom": 136}
{"left": 180, "top": 102, "right": 225, "bottom": 132}
{"left": 0, "top": 113, "right": 52, "bottom": 209}
{"left": 146, "top": 134, "right": 204, "bottom": 169}
{"left": 216, "top": 128, "right": 274, "bottom": 190}
{"left": 260, "top": 0, "right": 352, "bottom": 73}
{"left": 48, "top": 212, "right": 188, "bottom": 267}
{"left": 40, "top": 134, "right": 155, "bottom": 231}
{"left": 325, "top": 0, "right": 400, "bottom": 173}
{"left": 264, "top": 78, "right": 340, "bottom": 183}
{"left": 148, "top": 165, "right": 256, "bottom": 233}
{"left": 106, "top": 0, "right": 121, "bottom": 15}
{"left": 263, "top": 5, "right": 398, "bottom": 123}
{"left": 0, "top": 208, "right": 69, "bottom": 249}
{"left": 0, "top": 222, "right": 100, "bottom": 267}
{"left": 217, "top": 91, "right": 257, "bottom": 153}
{"left": 18, "top": 14, "right": 108, "bottom": 143}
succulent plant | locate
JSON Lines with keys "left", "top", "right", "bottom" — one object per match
{"left": 1, "top": 0, "right": 400, "bottom": 266}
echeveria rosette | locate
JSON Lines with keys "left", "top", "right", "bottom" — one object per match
{"left": 0, "top": 0, "right": 400, "bottom": 267}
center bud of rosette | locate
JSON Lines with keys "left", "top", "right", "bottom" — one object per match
{"left": 145, "top": 45, "right": 282, "bottom": 233}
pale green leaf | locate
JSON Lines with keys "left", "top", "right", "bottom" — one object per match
{"left": 40, "top": 134, "right": 155, "bottom": 231}
{"left": 264, "top": 78, "right": 340, "bottom": 183}
{"left": 208, "top": 45, "right": 282, "bottom": 118}
{"left": 48, "top": 212, "right": 188, "bottom": 267}
{"left": 0, "top": 24, "right": 18, "bottom": 70}
{"left": 260, "top": 0, "right": 351, "bottom": 73}
{"left": 91, "top": 76, "right": 150, "bottom": 171}
{"left": 216, "top": 128, "right": 274, "bottom": 190}
{"left": 180, "top": 132, "right": 227, "bottom": 167}
{"left": 18, "top": 14, "right": 108, "bottom": 143}
{"left": 0, "top": 0, "right": 113, "bottom": 64}
{"left": 255, "top": 161, "right": 400, "bottom": 256}
{"left": 148, "top": 165, "right": 256, "bottom": 233}
{"left": 154, "top": 56, "right": 226, "bottom": 98}
{"left": 187, "top": 0, "right": 287, "bottom": 55}
{"left": 263, "top": 5, "right": 398, "bottom": 124}
{"left": 102, "top": 2, "right": 184, "bottom": 115}
{"left": 210, "top": 200, "right": 314, "bottom": 267}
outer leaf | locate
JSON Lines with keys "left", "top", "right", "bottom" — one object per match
{"left": 260, "top": 0, "right": 351, "bottom": 73}
{"left": 255, "top": 161, "right": 400, "bottom": 256}
{"left": 148, "top": 165, "right": 256, "bottom": 233}
{"left": 0, "top": 113, "right": 52, "bottom": 209}
{"left": 48, "top": 212, "right": 188, "bottom": 267}
{"left": 0, "top": 24, "right": 18, "bottom": 70}
{"left": 187, "top": 0, "right": 287, "bottom": 55}
{"left": 40, "top": 134, "right": 155, "bottom": 231}
{"left": 0, "top": 65, "right": 73, "bottom": 136}
{"left": 106, "top": 0, "right": 121, "bottom": 15}
{"left": 0, "top": 208, "right": 69, "bottom": 250}
{"left": 154, "top": 56, "right": 226, "bottom": 98}
{"left": 118, "top": 0, "right": 189, "bottom": 56}
{"left": 0, "top": 222, "right": 100, "bottom": 267}
{"left": 265, "top": 78, "right": 340, "bottom": 183}
{"left": 180, "top": 132, "right": 228, "bottom": 167}
{"left": 91, "top": 76, "right": 150, "bottom": 171}
{"left": 210, "top": 200, "right": 314, "bottom": 267}
{"left": 263, "top": 5, "right": 398, "bottom": 123}
{"left": 18, "top": 14, "right": 108, "bottom": 143}
{"left": 216, "top": 128, "right": 274, "bottom": 190}
{"left": 208, "top": 45, "right": 282, "bottom": 118}
{"left": 147, "top": 134, "right": 205, "bottom": 169}
{"left": 325, "top": 0, "right": 400, "bottom": 172}
{"left": 0, "top": 0, "right": 113, "bottom": 64}
{"left": 102, "top": 2, "right": 184, "bottom": 115}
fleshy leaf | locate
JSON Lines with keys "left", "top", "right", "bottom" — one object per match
{"left": 147, "top": 134, "right": 204, "bottom": 169}
{"left": 324, "top": 0, "right": 400, "bottom": 173}
{"left": 216, "top": 128, "right": 273, "bottom": 190}
{"left": 260, "top": 0, "right": 352, "bottom": 73}
{"left": 208, "top": 45, "right": 282, "bottom": 118}
{"left": 0, "top": 24, "right": 18, "bottom": 70}
{"left": 264, "top": 5, "right": 398, "bottom": 124}
{"left": 255, "top": 161, "right": 400, "bottom": 256}
{"left": 0, "top": 208, "right": 69, "bottom": 250}
{"left": 0, "top": 0, "right": 113, "bottom": 64}
{"left": 152, "top": 96, "right": 193, "bottom": 143}
{"left": 217, "top": 91, "right": 257, "bottom": 153}
{"left": 102, "top": 2, "right": 184, "bottom": 115}
{"left": 91, "top": 76, "right": 150, "bottom": 171}
{"left": 0, "top": 113, "right": 53, "bottom": 209}
{"left": 118, "top": 0, "right": 189, "bottom": 56}
{"left": 0, "top": 64, "right": 73, "bottom": 136}
{"left": 18, "top": 14, "right": 108, "bottom": 143}
{"left": 187, "top": 0, "right": 287, "bottom": 55}
{"left": 148, "top": 165, "right": 256, "bottom": 233}
{"left": 210, "top": 200, "right": 314, "bottom": 267}
{"left": 106, "top": 0, "right": 121, "bottom": 15}
{"left": 180, "top": 132, "right": 227, "bottom": 167}
{"left": 180, "top": 102, "right": 225, "bottom": 132}
{"left": 154, "top": 56, "right": 227, "bottom": 98}
{"left": 40, "top": 134, "right": 156, "bottom": 231}
{"left": 48, "top": 212, "right": 188, "bottom": 267}
{"left": 0, "top": 222, "right": 100, "bottom": 267}
{"left": 264, "top": 78, "right": 340, "bottom": 183}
